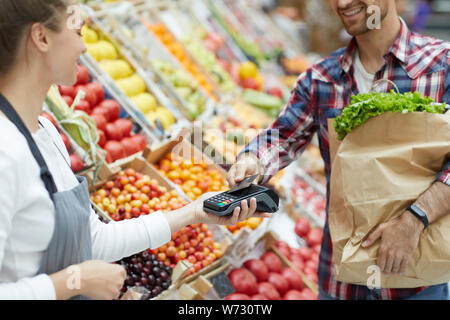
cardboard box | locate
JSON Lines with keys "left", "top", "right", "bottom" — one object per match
{"left": 180, "top": 231, "right": 319, "bottom": 300}
{"left": 89, "top": 156, "right": 189, "bottom": 222}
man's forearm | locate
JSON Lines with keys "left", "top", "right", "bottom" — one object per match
{"left": 413, "top": 181, "right": 450, "bottom": 225}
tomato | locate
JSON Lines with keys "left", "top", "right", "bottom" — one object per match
{"left": 250, "top": 294, "right": 269, "bottom": 300}
{"left": 296, "top": 247, "right": 313, "bottom": 261}
{"left": 76, "top": 65, "right": 90, "bottom": 85}
{"left": 86, "top": 82, "right": 104, "bottom": 104}
{"left": 105, "top": 122, "right": 123, "bottom": 141}
{"left": 131, "top": 134, "right": 147, "bottom": 151}
{"left": 275, "top": 240, "right": 290, "bottom": 250}
{"left": 75, "top": 85, "right": 97, "bottom": 109}
{"left": 224, "top": 293, "right": 250, "bottom": 300}
{"left": 62, "top": 95, "right": 74, "bottom": 107}
{"left": 39, "top": 112, "right": 57, "bottom": 128}
{"left": 99, "top": 100, "right": 121, "bottom": 122}
{"left": 306, "top": 228, "right": 323, "bottom": 247}
{"left": 97, "top": 130, "right": 106, "bottom": 148}
{"left": 290, "top": 256, "right": 305, "bottom": 272}
{"left": 104, "top": 141, "right": 126, "bottom": 162}
{"left": 91, "top": 106, "right": 110, "bottom": 122}
{"left": 278, "top": 246, "right": 291, "bottom": 258}
{"left": 74, "top": 99, "right": 91, "bottom": 114}
{"left": 228, "top": 268, "right": 258, "bottom": 296}
{"left": 257, "top": 282, "right": 280, "bottom": 300}
{"left": 268, "top": 272, "right": 289, "bottom": 296}
{"left": 90, "top": 114, "right": 107, "bottom": 132}
{"left": 60, "top": 132, "right": 70, "bottom": 152}
{"left": 283, "top": 290, "right": 304, "bottom": 300}
{"left": 294, "top": 218, "right": 311, "bottom": 238}
{"left": 121, "top": 137, "right": 140, "bottom": 157}
{"left": 58, "top": 85, "right": 76, "bottom": 99}
{"left": 301, "top": 288, "right": 318, "bottom": 300}
{"left": 69, "top": 154, "right": 83, "bottom": 173}
{"left": 281, "top": 268, "right": 303, "bottom": 291}
{"left": 260, "top": 252, "right": 282, "bottom": 273}
{"left": 243, "top": 259, "right": 269, "bottom": 282}
{"left": 114, "top": 118, "right": 133, "bottom": 138}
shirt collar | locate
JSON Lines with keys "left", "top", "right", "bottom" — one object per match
{"left": 339, "top": 17, "right": 411, "bottom": 74}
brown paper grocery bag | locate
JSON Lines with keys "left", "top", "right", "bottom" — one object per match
{"left": 328, "top": 111, "right": 450, "bottom": 288}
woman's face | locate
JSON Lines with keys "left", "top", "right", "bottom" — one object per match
{"left": 43, "top": 3, "right": 86, "bottom": 86}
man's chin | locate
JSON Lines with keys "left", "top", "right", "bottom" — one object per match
{"left": 344, "top": 24, "right": 370, "bottom": 36}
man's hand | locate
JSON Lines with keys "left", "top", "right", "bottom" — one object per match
{"left": 361, "top": 211, "right": 424, "bottom": 274}
{"left": 227, "top": 153, "right": 264, "bottom": 187}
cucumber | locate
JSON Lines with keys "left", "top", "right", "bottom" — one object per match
{"left": 242, "top": 89, "right": 283, "bottom": 110}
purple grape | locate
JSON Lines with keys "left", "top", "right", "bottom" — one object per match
{"left": 145, "top": 261, "right": 153, "bottom": 269}
{"left": 125, "top": 275, "right": 134, "bottom": 286}
{"left": 134, "top": 282, "right": 142, "bottom": 287}
{"left": 134, "top": 264, "right": 142, "bottom": 273}
{"left": 148, "top": 275, "right": 156, "bottom": 285}
{"left": 141, "top": 278, "right": 149, "bottom": 286}
{"left": 130, "top": 257, "right": 138, "bottom": 264}
{"left": 143, "top": 267, "right": 151, "bottom": 276}
{"left": 141, "top": 251, "right": 150, "bottom": 260}
{"left": 155, "top": 278, "right": 162, "bottom": 286}
{"left": 131, "top": 274, "right": 139, "bottom": 282}
{"left": 162, "top": 282, "right": 169, "bottom": 290}
{"left": 152, "top": 266, "right": 161, "bottom": 275}
{"left": 150, "top": 254, "right": 157, "bottom": 261}
{"left": 160, "top": 271, "right": 169, "bottom": 281}
{"left": 151, "top": 287, "right": 162, "bottom": 296}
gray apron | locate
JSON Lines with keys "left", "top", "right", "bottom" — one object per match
{"left": 0, "top": 94, "right": 92, "bottom": 300}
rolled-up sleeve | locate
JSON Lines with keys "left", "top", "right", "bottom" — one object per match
{"left": 240, "top": 70, "right": 317, "bottom": 184}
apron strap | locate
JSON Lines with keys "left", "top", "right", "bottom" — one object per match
{"left": 0, "top": 94, "right": 58, "bottom": 197}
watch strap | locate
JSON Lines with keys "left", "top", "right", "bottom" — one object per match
{"left": 406, "top": 204, "right": 429, "bottom": 229}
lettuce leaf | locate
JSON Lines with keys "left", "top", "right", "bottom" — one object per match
{"left": 334, "top": 91, "right": 446, "bottom": 140}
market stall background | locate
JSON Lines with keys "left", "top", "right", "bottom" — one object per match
{"left": 41, "top": 0, "right": 339, "bottom": 301}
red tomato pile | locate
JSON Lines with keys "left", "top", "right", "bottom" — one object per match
{"left": 274, "top": 217, "right": 323, "bottom": 284}
{"left": 60, "top": 65, "right": 147, "bottom": 164}
{"left": 225, "top": 251, "right": 318, "bottom": 300}
{"left": 39, "top": 111, "right": 84, "bottom": 173}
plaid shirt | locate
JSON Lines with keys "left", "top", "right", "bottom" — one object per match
{"left": 242, "top": 18, "right": 450, "bottom": 300}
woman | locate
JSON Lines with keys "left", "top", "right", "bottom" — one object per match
{"left": 0, "top": 0, "right": 269, "bottom": 300}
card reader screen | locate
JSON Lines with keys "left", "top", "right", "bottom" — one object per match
{"left": 227, "top": 185, "right": 264, "bottom": 198}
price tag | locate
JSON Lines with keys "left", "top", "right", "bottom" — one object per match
{"left": 209, "top": 272, "right": 235, "bottom": 299}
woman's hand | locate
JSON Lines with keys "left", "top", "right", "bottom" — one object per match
{"left": 50, "top": 260, "right": 126, "bottom": 300}
{"left": 191, "top": 192, "right": 271, "bottom": 226}
{"left": 163, "top": 192, "right": 271, "bottom": 234}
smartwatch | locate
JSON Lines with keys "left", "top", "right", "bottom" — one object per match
{"left": 406, "top": 204, "right": 429, "bottom": 229}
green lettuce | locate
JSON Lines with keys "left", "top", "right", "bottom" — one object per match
{"left": 334, "top": 91, "right": 446, "bottom": 140}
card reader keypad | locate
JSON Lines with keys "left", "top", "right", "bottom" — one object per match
{"left": 207, "top": 194, "right": 239, "bottom": 207}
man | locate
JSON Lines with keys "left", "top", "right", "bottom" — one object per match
{"left": 227, "top": 0, "right": 450, "bottom": 300}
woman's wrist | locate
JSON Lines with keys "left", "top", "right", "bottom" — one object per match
{"left": 163, "top": 204, "right": 198, "bottom": 234}
{"left": 49, "top": 267, "right": 81, "bottom": 300}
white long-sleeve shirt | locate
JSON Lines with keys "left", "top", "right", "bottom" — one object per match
{"left": 0, "top": 115, "right": 172, "bottom": 300}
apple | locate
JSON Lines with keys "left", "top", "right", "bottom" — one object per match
{"left": 267, "top": 87, "right": 283, "bottom": 99}
{"left": 76, "top": 65, "right": 90, "bottom": 85}
{"left": 60, "top": 132, "right": 70, "bottom": 152}
{"left": 86, "top": 82, "right": 104, "bottom": 103}
{"left": 62, "top": 95, "right": 74, "bottom": 107}
{"left": 74, "top": 99, "right": 91, "bottom": 114}
{"left": 70, "top": 154, "right": 83, "bottom": 173}
{"left": 59, "top": 85, "right": 76, "bottom": 99}
{"left": 75, "top": 85, "right": 97, "bottom": 109}
{"left": 242, "top": 78, "right": 259, "bottom": 90}
{"left": 90, "top": 114, "right": 107, "bottom": 132}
